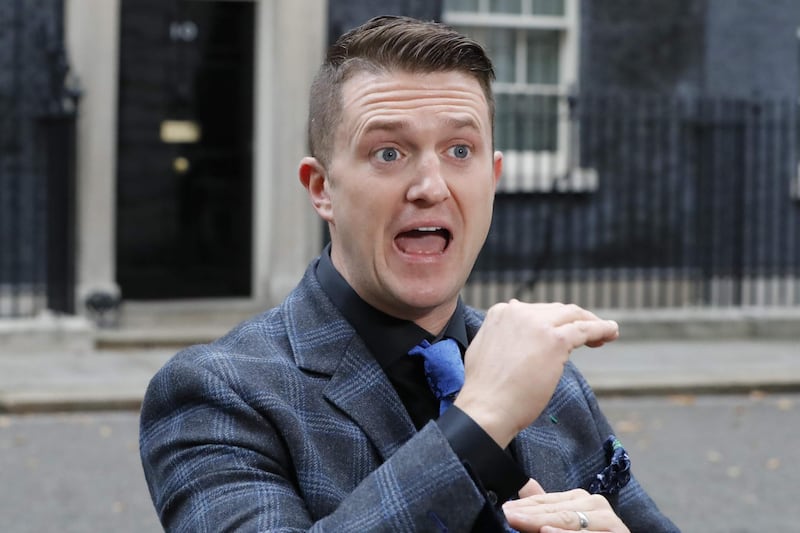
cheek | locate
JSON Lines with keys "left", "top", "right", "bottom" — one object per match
{"left": 464, "top": 195, "right": 495, "bottom": 245}
{"left": 462, "top": 183, "right": 495, "bottom": 216}
{"left": 336, "top": 187, "right": 384, "bottom": 238}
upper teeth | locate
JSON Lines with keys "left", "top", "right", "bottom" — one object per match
{"left": 417, "top": 227, "right": 441, "bottom": 232}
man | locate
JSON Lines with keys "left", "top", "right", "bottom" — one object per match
{"left": 140, "top": 16, "right": 678, "bottom": 532}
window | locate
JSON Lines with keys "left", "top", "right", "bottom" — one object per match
{"left": 443, "top": 0, "right": 595, "bottom": 192}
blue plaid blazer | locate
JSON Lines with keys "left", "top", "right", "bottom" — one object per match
{"left": 140, "top": 258, "right": 678, "bottom": 532}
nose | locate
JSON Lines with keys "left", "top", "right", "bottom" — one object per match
{"left": 406, "top": 154, "right": 451, "bottom": 205}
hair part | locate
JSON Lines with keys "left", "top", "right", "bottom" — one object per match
{"left": 307, "top": 16, "right": 496, "bottom": 167}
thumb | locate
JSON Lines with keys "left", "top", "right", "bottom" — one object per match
{"left": 518, "top": 478, "right": 546, "bottom": 498}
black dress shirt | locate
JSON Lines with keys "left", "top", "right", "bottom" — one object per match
{"left": 316, "top": 246, "right": 527, "bottom": 507}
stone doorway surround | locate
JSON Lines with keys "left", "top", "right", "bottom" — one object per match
{"left": 65, "top": 0, "right": 325, "bottom": 331}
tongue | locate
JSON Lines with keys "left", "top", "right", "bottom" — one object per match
{"left": 396, "top": 230, "right": 448, "bottom": 254}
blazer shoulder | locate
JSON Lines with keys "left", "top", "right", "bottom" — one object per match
{"left": 159, "top": 260, "right": 354, "bottom": 377}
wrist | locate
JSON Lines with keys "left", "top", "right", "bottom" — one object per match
{"left": 453, "top": 394, "right": 518, "bottom": 449}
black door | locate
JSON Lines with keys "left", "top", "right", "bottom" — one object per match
{"left": 116, "top": 0, "right": 253, "bottom": 299}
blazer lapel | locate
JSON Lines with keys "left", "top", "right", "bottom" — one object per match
{"left": 283, "top": 261, "right": 416, "bottom": 461}
{"left": 324, "top": 339, "right": 417, "bottom": 460}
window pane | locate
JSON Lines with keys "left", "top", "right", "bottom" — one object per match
{"left": 458, "top": 26, "right": 516, "bottom": 83}
{"left": 488, "top": 28, "right": 516, "bottom": 83}
{"left": 496, "top": 93, "right": 558, "bottom": 151}
{"left": 531, "top": 0, "right": 564, "bottom": 16}
{"left": 490, "top": 0, "right": 522, "bottom": 14}
{"left": 457, "top": 26, "right": 486, "bottom": 51}
{"left": 443, "top": 0, "right": 480, "bottom": 12}
{"left": 526, "top": 31, "right": 559, "bottom": 84}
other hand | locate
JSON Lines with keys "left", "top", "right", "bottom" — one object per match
{"left": 502, "top": 479, "right": 630, "bottom": 533}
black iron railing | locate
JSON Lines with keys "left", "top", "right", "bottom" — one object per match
{"left": 0, "top": 0, "right": 77, "bottom": 318}
{"left": 464, "top": 92, "right": 800, "bottom": 309}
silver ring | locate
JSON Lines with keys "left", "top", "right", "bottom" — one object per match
{"left": 575, "top": 510, "right": 589, "bottom": 530}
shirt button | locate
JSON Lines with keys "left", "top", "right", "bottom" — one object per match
{"left": 486, "top": 490, "right": 498, "bottom": 505}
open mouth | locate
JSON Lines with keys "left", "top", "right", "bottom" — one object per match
{"left": 395, "top": 227, "right": 452, "bottom": 255}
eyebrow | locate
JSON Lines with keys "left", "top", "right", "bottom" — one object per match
{"left": 361, "top": 119, "right": 409, "bottom": 136}
{"left": 443, "top": 115, "right": 481, "bottom": 131}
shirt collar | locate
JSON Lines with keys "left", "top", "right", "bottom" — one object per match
{"left": 316, "top": 244, "right": 468, "bottom": 367}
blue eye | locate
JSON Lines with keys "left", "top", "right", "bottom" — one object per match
{"left": 377, "top": 148, "right": 399, "bottom": 162}
{"left": 450, "top": 145, "right": 470, "bottom": 159}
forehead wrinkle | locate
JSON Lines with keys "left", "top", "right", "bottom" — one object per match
{"left": 355, "top": 96, "right": 487, "bottom": 134}
{"left": 353, "top": 88, "right": 486, "bottom": 113}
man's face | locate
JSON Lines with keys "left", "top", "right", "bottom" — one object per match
{"left": 307, "top": 69, "right": 501, "bottom": 332}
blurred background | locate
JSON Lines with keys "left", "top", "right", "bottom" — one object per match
{"left": 3, "top": 0, "right": 800, "bottom": 328}
{"left": 1, "top": 0, "right": 799, "bottom": 531}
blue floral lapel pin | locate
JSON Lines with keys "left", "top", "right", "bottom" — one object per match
{"left": 588, "top": 435, "right": 631, "bottom": 495}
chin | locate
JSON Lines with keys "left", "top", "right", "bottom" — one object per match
{"left": 397, "top": 286, "right": 457, "bottom": 312}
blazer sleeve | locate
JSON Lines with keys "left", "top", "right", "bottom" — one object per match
{"left": 139, "top": 350, "right": 489, "bottom": 532}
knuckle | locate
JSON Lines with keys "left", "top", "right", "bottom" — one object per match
{"left": 588, "top": 493, "right": 608, "bottom": 507}
{"left": 487, "top": 302, "right": 507, "bottom": 315}
{"left": 485, "top": 302, "right": 508, "bottom": 323}
{"left": 566, "top": 303, "right": 582, "bottom": 314}
{"left": 508, "top": 298, "right": 525, "bottom": 311}
{"left": 552, "top": 329, "right": 567, "bottom": 344}
{"left": 557, "top": 509, "right": 577, "bottom": 526}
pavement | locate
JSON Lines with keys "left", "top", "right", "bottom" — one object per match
{"left": 1, "top": 316, "right": 798, "bottom": 413}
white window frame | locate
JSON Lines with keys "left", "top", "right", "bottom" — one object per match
{"left": 444, "top": 0, "right": 596, "bottom": 193}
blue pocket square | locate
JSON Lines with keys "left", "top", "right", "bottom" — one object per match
{"left": 588, "top": 435, "right": 631, "bottom": 495}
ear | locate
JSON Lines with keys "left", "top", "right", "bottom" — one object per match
{"left": 299, "top": 156, "right": 333, "bottom": 222}
{"left": 492, "top": 150, "right": 503, "bottom": 191}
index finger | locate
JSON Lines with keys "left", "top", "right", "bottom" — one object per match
{"left": 518, "top": 478, "right": 546, "bottom": 498}
{"left": 558, "top": 319, "right": 619, "bottom": 350}
{"left": 543, "top": 302, "right": 605, "bottom": 326}
{"left": 507, "top": 488, "right": 588, "bottom": 507}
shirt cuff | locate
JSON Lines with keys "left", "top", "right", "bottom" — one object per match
{"left": 437, "top": 405, "right": 529, "bottom": 503}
